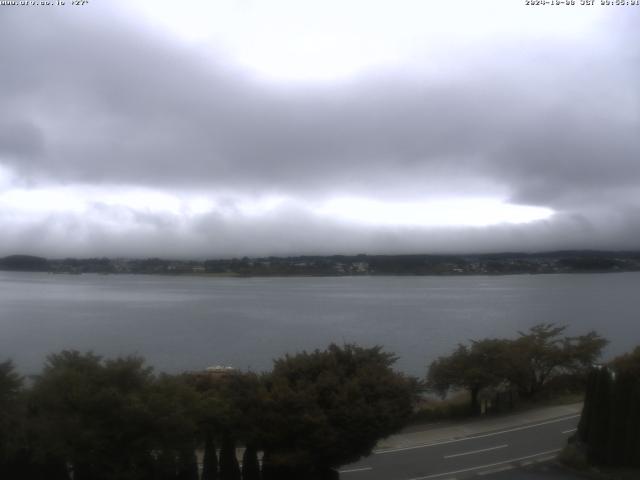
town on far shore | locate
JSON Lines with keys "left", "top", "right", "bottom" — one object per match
{"left": 2, "top": 250, "right": 640, "bottom": 277}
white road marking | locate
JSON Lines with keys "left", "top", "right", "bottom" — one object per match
{"left": 376, "top": 414, "right": 579, "bottom": 455}
{"left": 562, "top": 428, "right": 577, "bottom": 434}
{"left": 339, "top": 466, "right": 373, "bottom": 474}
{"left": 405, "top": 448, "right": 561, "bottom": 480}
{"left": 477, "top": 465, "right": 514, "bottom": 475}
{"left": 533, "top": 454, "right": 559, "bottom": 463}
{"left": 443, "top": 444, "right": 508, "bottom": 459}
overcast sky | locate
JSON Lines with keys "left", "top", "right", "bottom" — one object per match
{"left": 0, "top": 0, "right": 638, "bottom": 258}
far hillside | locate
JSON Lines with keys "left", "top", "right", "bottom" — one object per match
{"left": 0, "top": 255, "right": 49, "bottom": 272}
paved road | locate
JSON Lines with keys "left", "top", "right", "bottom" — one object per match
{"left": 339, "top": 413, "right": 580, "bottom": 480}
{"left": 477, "top": 462, "right": 587, "bottom": 480}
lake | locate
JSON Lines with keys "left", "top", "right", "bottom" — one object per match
{"left": 1, "top": 271, "right": 639, "bottom": 376}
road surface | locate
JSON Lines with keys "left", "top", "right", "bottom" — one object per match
{"left": 340, "top": 413, "right": 580, "bottom": 480}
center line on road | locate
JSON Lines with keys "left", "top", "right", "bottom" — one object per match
{"left": 406, "top": 448, "right": 561, "bottom": 480}
{"left": 443, "top": 444, "right": 508, "bottom": 459}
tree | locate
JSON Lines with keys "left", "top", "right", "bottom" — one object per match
{"left": 241, "top": 445, "right": 260, "bottom": 480}
{"left": 427, "top": 339, "right": 508, "bottom": 414}
{"left": 503, "top": 324, "right": 607, "bottom": 398}
{"left": 260, "top": 344, "right": 416, "bottom": 478}
{"left": 610, "top": 345, "right": 640, "bottom": 379}
{"left": 577, "top": 346, "right": 640, "bottom": 467}
{"left": 0, "top": 360, "right": 26, "bottom": 478}
{"left": 427, "top": 324, "right": 608, "bottom": 413}
{"left": 219, "top": 436, "right": 241, "bottom": 480}
{"left": 176, "top": 448, "right": 199, "bottom": 480}
{"left": 29, "top": 351, "right": 107, "bottom": 480}
{"left": 156, "top": 449, "right": 178, "bottom": 480}
{"left": 29, "top": 351, "right": 200, "bottom": 480}
{"left": 147, "top": 374, "right": 200, "bottom": 449}
{"left": 201, "top": 433, "right": 219, "bottom": 480}
{"left": 187, "top": 370, "right": 265, "bottom": 480}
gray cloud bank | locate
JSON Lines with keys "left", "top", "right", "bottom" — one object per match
{"left": 0, "top": 5, "right": 639, "bottom": 257}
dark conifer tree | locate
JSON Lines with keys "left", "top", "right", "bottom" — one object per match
{"left": 176, "top": 448, "right": 199, "bottom": 480}
{"left": 219, "top": 436, "right": 241, "bottom": 480}
{"left": 613, "top": 367, "right": 640, "bottom": 466}
{"left": 589, "top": 366, "right": 612, "bottom": 465}
{"left": 201, "top": 434, "right": 218, "bottom": 480}
{"left": 241, "top": 445, "right": 260, "bottom": 480}
{"left": 157, "top": 449, "right": 178, "bottom": 480}
{"left": 577, "top": 368, "right": 597, "bottom": 443}
{"left": 577, "top": 348, "right": 640, "bottom": 468}
{"left": 607, "top": 369, "right": 628, "bottom": 465}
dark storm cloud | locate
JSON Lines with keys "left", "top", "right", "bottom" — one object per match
{"left": 0, "top": 5, "right": 639, "bottom": 255}
{"left": 0, "top": 119, "right": 44, "bottom": 159}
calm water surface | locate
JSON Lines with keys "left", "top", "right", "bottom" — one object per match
{"left": 1, "top": 271, "right": 639, "bottom": 376}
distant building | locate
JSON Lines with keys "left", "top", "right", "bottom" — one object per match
{"left": 202, "top": 365, "right": 238, "bottom": 378}
{"left": 351, "top": 262, "right": 369, "bottom": 273}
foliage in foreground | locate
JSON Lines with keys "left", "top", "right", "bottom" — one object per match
{"left": 0, "top": 344, "right": 416, "bottom": 480}
{"left": 260, "top": 345, "right": 416, "bottom": 477}
{"left": 575, "top": 346, "right": 640, "bottom": 468}
{"left": 426, "top": 323, "right": 607, "bottom": 414}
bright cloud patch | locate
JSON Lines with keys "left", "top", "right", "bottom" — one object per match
{"left": 0, "top": 183, "right": 285, "bottom": 223}
{"left": 314, "top": 197, "right": 554, "bottom": 227}
{"left": 127, "top": 0, "right": 603, "bottom": 82}
{"left": 0, "top": 176, "right": 552, "bottom": 229}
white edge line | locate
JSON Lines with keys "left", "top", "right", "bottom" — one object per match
{"left": 477, "top": 465, "right": 515, "bottom": 476}
{"left": 443, "top": 444, "right": 508, "bottom": 459}
{"left": 562, "top": 428, "right": 577, "bottom": 434}
{"left": 339, "top": 466, "right": 373, "bottom": 474}
{"left": 534, "top": 455, "right": 559, "bottom": 463}
{"left": 406, "top": 448, "right": 561, "bottom": 480}
{"left": 376, "top": 414, "right": 580, "bottom": 454}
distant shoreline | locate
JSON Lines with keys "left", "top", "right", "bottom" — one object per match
{"left": 2, "top": 249, "right": 640, "bottom": 278}
{"left": 34, "top": 269, "right": 640, "bottom": 278}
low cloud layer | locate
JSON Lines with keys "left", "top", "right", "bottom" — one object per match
{"left": 0, "top": 2, "right": 638, "bottom": 257}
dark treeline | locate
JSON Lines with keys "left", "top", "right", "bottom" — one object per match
{"left": 2, "top": 251, "right": 640, "bottom": 276}
{"left": 575, "top": 346, "right": 640, "bottom": 468}
{"left": 426, "top": 324, "right": 608, "bottom": 415}
{"left": 0, "top": 344, "right": 417, "bottom": 480}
